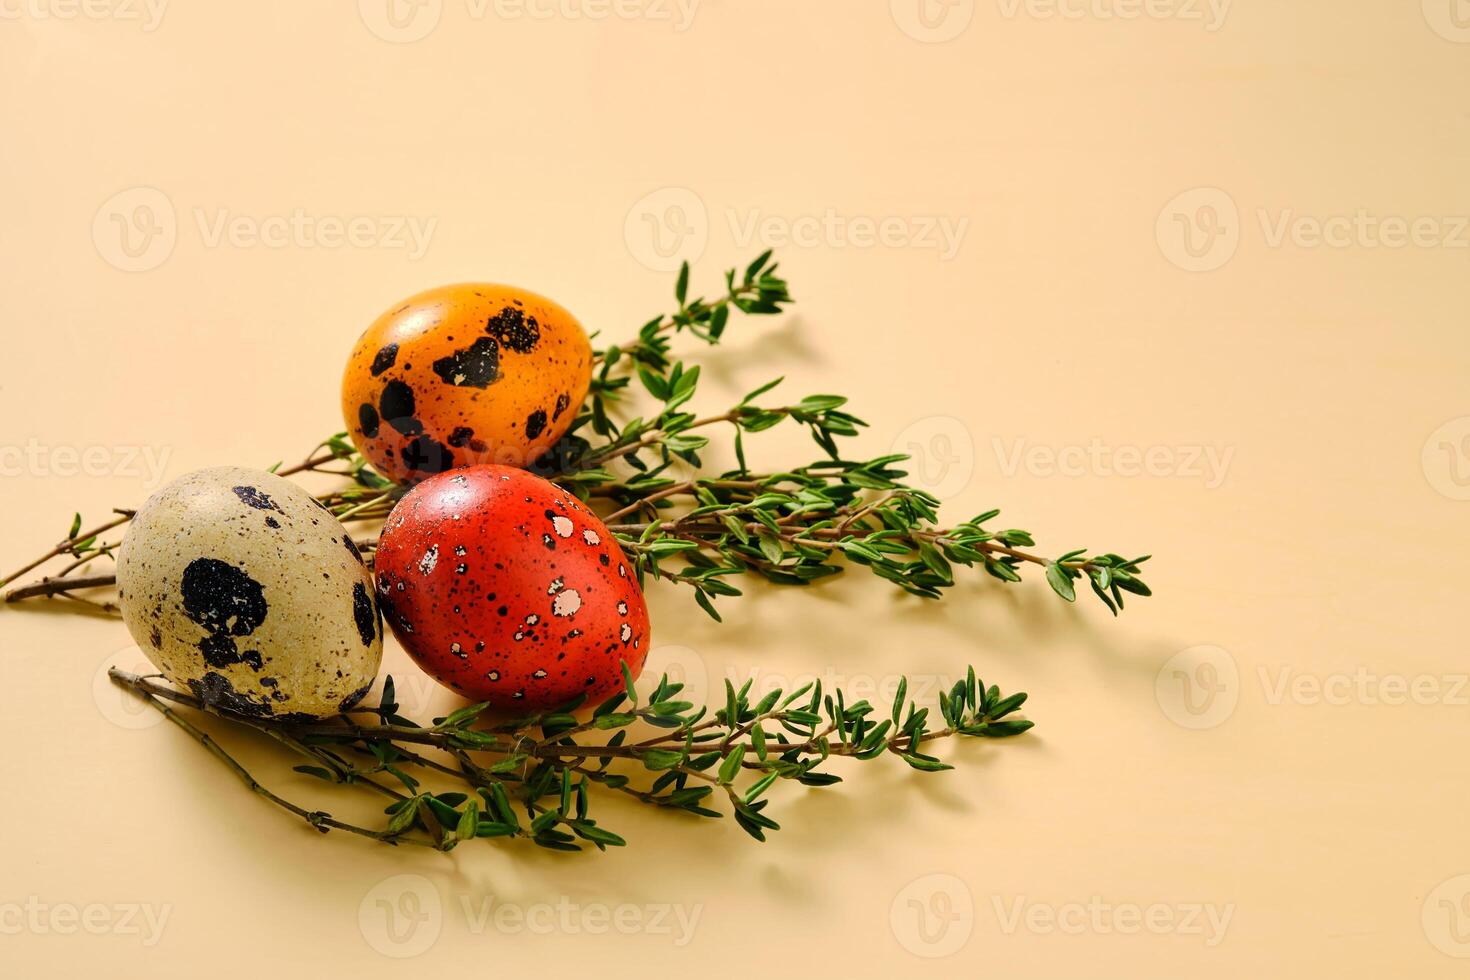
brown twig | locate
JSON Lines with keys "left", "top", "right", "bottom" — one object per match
{"left": 0, "top": 511, "right": 133, "bottom": 589}
{"left": 275, "top": 451, "right": 341, "bottom": 477}
{"left": 122, "top": 678, "right": 439, "bottom": 847}
{"left": 577, "top": 409, "right": 740, "bottom": 469}
{"left": 4, "top": 574, "right": 119, "bottom": 603}
{"left": 609, "top": 514, "right": 1106, "bottom": 575}
{"left": 108, "top": 669, "right": 981, "bottom": 764}
{"left": 0, "top": 442, "right": 390, "bottom": 607}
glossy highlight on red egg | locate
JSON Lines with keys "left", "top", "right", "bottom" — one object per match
{"left": 373, "top": 464, "right": 650, "bottom": 711}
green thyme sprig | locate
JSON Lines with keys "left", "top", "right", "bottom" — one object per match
{"left": 607, "top": 480, "right": 1151, "bottom": 618}
{"left": 547, "top": 253, "right": 1149, "bottom": 616}
{"left": 589, "top": 250, "right": 791, "bottom": 383}
{"left": 0, "top": 252, "right": 1132, "bottom": 854}
{"left": 0, "top": 251, "right": 1150, "bottom": 618}
{"left": 109, "top": 662, "right": 1031, "bottom": 850}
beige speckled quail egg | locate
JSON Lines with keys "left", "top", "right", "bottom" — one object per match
{"left": 116, "top": 466, "right": 382, "bottom": 719}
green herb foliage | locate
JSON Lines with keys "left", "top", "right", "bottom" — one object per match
{"left": 110, "top": 662, "right": 1032, "bottom": 850}
{"left": 2, "top": 251, "right": 1150, "bottom": 616}
{"left": 1, "top": 253, "right": 1154, "bottom": 851}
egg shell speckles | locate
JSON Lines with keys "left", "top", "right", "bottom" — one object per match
{"left": 341, "top": 284, "right": 593, "bottom": 484}
{"left": 116, "top": 466, "right": 382, "bottom": 719}
{"left": 373, "top": 465, "right": 650, "bottom": 711}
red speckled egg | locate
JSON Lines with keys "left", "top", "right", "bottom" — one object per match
{"left": 374, "top": 464, "right": 649, "bottom": 711}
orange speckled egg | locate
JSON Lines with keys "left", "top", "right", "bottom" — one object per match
{"left": 342, "top": 285, "right": 592, "bottom": 484}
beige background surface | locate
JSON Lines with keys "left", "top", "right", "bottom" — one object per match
{"left": 3, "top": 2, "right": 1468, "bottom": 976}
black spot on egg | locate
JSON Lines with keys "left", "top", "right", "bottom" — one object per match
{"left": 370, "top": 343, "right": 399, "bottom": 376}
{"left": 401, "top": 435, "right": 455, "bottom": 474}
{"left": 553, "top": 393, "right": 570, "bottom": 419}
{"left": 358, "top": 403, "right": 380, "bottom": 438}
{"left": 264, "top": 516, "right": 280, "bottom": 529}
{"left": 378, "top": 589, "right": 398, "bottom": 625}
{"left": 181, "top": 558, "right": 268, "bottom": 637}
{"left": 340, "top": 681, "right": 373, "bottom": 712}
{"left": 232, "top": 486, "right": 281, "bottom": 512}
{"left": 432, "top": 337, "right": 500, "bottom": 388}
{"left": 486, "top": 307, "right": 540, "bottom": 353}
{"left": 525, "top": 409, "right": 548, "bottom": 440}
{"left": 446, "top": 426, "right": 485, "bottom": 452}
{"left": 188, "top": 672, "right": 273, "bottom": 717}
{"left": 198, "top": 634, "right": 264, "bottom": 671}
{"left": 343, "top": 534, "right": 363, "bottom": 563}
{"left": 380, "top": 381, "right": 422, "bottom": 435}
{"left": 352, "top": 582, "right": 378, "bottom": 647}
